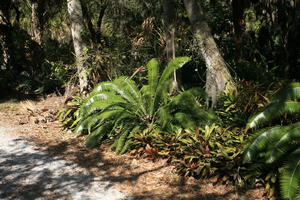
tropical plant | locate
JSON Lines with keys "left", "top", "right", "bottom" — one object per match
{"left": 132, "top": 123, "right": 245, "bottom": 182}
{"left": 75, "top": 57, "right": 218, "bottom": 154}
{"left": 57, "top": 94, "right": 84, "bottom": 130}
{"left": 243, "top": 82, "right": 300, "bottom": 200}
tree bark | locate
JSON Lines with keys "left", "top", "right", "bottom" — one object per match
{"left": 30, "top": 0, "right": 44, "bottom": 45}
{"left": 0, "top": 2, "right": 13, "bottom": 70}
{"left": 67, "top": 0, "right": 88, "bottom": 93}
{"left": 183, "top": 0, "right": 236, "bottom": 107}
{"left": 163, "top": 0, "right": 179, "bottom": 93}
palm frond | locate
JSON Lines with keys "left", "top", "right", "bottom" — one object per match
{"left": 243, "top": 125, "right": 296, "bottom": 163}
{"left": 86, "top": 122, "right": 113, "bottom": 148}
{"left": 281, "top": 149, "right": 300, "bottom": 200}
{"left": 155, "top": 57, "right": 191, "bottom": 107}
{"left": 247, "top": 101, "right": 300, "bottom": 128}
{"left": 273, "top": 83, "right": 300, "bottom": 102}
{"left": 146, "top": 58, "right": 159, "bottom": 98}
{"left": 267, "top": 123, "right": 300, "bottom": 164}
{"left": 115, "top": 125, "right": 133, "bottom": 153}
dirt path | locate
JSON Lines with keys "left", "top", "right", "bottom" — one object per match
{"left": 0, "top": 125, "right": 127, "bottom": 200}
{"left": 0, "top": 96, "right": 266, "bottom": 200}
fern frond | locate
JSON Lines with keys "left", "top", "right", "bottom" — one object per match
{"left": 147, "top": 58, "right": 159, "bottom": 98}
{"left": 113, "top": 77, "right": 142, "bottom": 105}
{"left": 154, "top": 57, "right": 191, "bottom": 108}
{"left": 81, "top": 95, "right": 126, "bottom": 117}
{"left": 115, "top": 126, "right": 133, "bottom": 154}
{"left": 157, "top": 106, "right": 173, "bottom": 129}
{"left": 175, "top": 112, "right": 197, "bottom": 129}
{"left": 119, "top": 126, "right": 141, "bottom": 154}
{"left": 267, "top": 123, "right": 300, "bottom": 164}
{"left": 243, "top": 125, "right": 296, "bottom": 163}
{"left": 273, "top": 83, "right": 300, "bottom": 102}
{"left": 86, "top": 122, "right": 113, "bottom": 148}
{"left": 247, "top": 101, "right": 300, "bottom": 128}
{"left": 281, "top": 149, "right": 300, "bottom": 200}
{"left": 158, "top": 57, "right": 191, "bottom": 89}
{"left": 86, "top": 110, "right": 124, "bottom": 133}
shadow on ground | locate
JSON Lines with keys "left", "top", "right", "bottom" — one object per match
{"left": 0, "top": 136, "right": 124, "bottom": 200}
{"left": 26, "top": 136, "right": 262, "bottom": 200}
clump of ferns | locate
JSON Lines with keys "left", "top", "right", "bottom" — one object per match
{"left": 75, "top": 57, "right": 218, "bottom": 154}
{"left": 243, "top": 83, "right": 300, "bottom": 200}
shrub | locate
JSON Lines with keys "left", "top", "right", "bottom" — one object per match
{"left": 75, "top": 57, "right": 217, "bottom": 154}
{"left": 57, "top": 94, "right": 83, "bottom": 130}
{"left": 132, "top": 123, "right": 245, "bottom": 182}
{"left": 243, "top": 83, "right": 300, "bottom": 200}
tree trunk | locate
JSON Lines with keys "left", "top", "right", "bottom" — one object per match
{"left": 163, "top": 0, "right": 179, "bottom": 93}
{"left": 31, "top": 0, "right": 44, "bottom": 45}
{"left": 0, "top": 3, "right": 13, "bottom": 70}
{"left": 67, "top": 0, "right": 88, "bottom": 93}
{"left": 0, "top": 24, "right": 12, "bottom": 70}
{"left": 183, "top": 0, "right": 236, "bottom": 107}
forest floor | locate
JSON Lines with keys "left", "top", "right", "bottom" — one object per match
{"left": 0, "top": 94, "right": 267, "bottom": 200}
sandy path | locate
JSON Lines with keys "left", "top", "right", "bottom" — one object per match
{"left": 0, "top": 126, "right": 129, "bottom": 200}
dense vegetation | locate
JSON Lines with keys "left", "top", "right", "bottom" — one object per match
{"left": 1, "top": 0, "right": 299, "bottom": 199}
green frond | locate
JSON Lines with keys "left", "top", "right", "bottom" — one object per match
{"left": 115, "top": 126, "right": 133, "bottom": 154}
{"left": 113, "top": 76, "right": 142, "bottom": 106}
{"left": 247, "top": 101, "right": 300, "bottom": 129}
{"left": 273, "top": 82, "right": 300, "bottom": 102}
{"left": 155, "top": 57, "right": 191, "bottom": 107}
{"left": 171, "top": 87, "right": 206, "bottom": 104}
{"left": 157, "top": 107, "right": 173, "bottom": 129}
{"left": 175, "top": 112, "right": 197, "bottom": 129}
{"left": 267, "top": 123, "right": 300, "bottom": 164}
{"left": 170, "top": 88, "right": 218, "bottom": 125}
{"left": 146, "top": 58, "right": 159, "bottom": 97}
{"left": 281, "top": 149, "right": 300, "bottom": 200}
{"left": 86, "top": 122, "right": 113, "bottom": 148}
{"left": 158, "top": 57, "right": 191, "bottom": 89}
{"left": 86, "top": 110, "right": 124, "bottom": 133}
{"left": 119, "top": 126, "right": 141, "bottom": 154}
{"left": 243, "top": 125, "right": 296, "bottom": 163}
{"left": 80, "top": 95, "right": 126, "bottom": 117}
{"left": 75, "top": 113, "right": 99, "bottom": 133}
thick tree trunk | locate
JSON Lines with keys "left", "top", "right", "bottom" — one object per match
{"left": 163, "top": 0, "right": 179, "bottom": 93}
{"left": 183, "top": 0, "right": 236, "bottom": 107}
{"left": 67, "top": 0, "right": 88, "bottom": 93}
{"left": 31, "top": 0, "right": 44, "bottom": 45}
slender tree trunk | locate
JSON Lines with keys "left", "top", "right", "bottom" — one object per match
{"left": 67, "top": 0, "right": 88, "bottom": 93}
{"left": 183, "top": 0, "right": 235, "bottom": 107}
{"left": 31, "top": 0, "right": 44, "bottom": 45}
{"left": 97, "top": 3, "right": 107, "bottom": 31}
{"left": 0, "top": 4, "right": 12, "bottom": 70}
{"left": 0, "top": 25, "right": 12, "bottom": 70}
{"left": 80, "top": 1, "right": 97, "bottom": 43}
{"left": 163, "top": 0, "right": 179, "bottom": 93}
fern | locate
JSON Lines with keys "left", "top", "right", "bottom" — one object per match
{"left": 281, "top": 149, "right": 300, "bottom": 200}
{"left": 247, "top": 101, "right": 300, "bottom": 128}
{"left": 244, "top": 82, "right": 300, "bottom": 200}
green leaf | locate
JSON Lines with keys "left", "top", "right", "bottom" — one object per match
{"left": 267, "top": 124, "right": 300, "bottom": 164}
{"left": 247, "top": 101, "right": 300, "bottom": 128}
{"left": 146, "top": 58, "right": 159, "bottom": 98}
{"left": 281, "top": 149, "right": 300, "bottom": 200}
{"left": 273, "top": 83, "right": 300, "bottom": 102}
